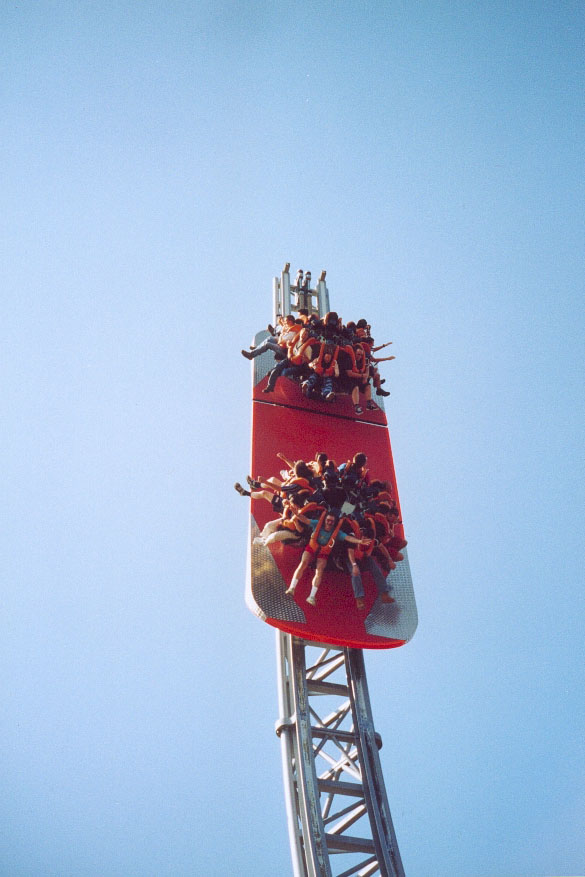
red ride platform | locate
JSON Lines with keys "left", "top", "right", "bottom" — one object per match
{"left": 245, "top": 336, "right": 418, "bottom": 650}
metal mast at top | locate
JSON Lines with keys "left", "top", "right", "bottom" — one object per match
{"left": 273, "top": 263, "right": 330, "bottom": 320}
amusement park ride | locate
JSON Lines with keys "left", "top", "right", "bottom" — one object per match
{"left": 242, "top": 265, "right": 418, "bottom": 877}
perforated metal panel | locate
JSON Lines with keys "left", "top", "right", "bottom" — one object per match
{"left": 248, "top": 518, "right": 307, "bottom": 624}
{"left": 365, "top": 549, "right": 417, "bottom": 640}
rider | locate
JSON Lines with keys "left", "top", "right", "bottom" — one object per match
{"left": 285, "top": 509, "right": 370, "bottom": 606}
{"left": 241, "top": 315, "right": 300, "bottom": 360}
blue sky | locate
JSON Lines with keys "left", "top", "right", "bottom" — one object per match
{"left": 2, "top": 2, "right": 584, "bottom": 875}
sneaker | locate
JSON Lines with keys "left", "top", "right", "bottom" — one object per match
{"left": 262, "top": 387, "right": 273, "bottom": 394}
{"left": 306, "top": 594, "right": 316, "bottom": 606}
{"left": 234, "top": 482, "right": 251, "bottom": 497}
{"left": 376, "top": 387, "right": 390, "bottom": 397}
{"left": 366, "top": 401, "right": 378, "bottom": 410}
{"left": 285, "top": 584, "right": 296, "bottom": 596}
{"left": 324, "top": 391, "right": 335, "bottom": 402}
{"left": 246, "top": 475, "right": 261, "bottom": 489}
{"left": 356, "top": 597, "right": 366, "bottom": 611}
{"left": 241, "top": 349, "right": 254, "bottom": 360}
{"left": 354, "top": 405, "right": 363, "bottom": 414}
{"left": 381, "top": 592, "right": 395, "bottom": 604}
{"left": 267, "top": 323, "right": 275, "bottom": 335}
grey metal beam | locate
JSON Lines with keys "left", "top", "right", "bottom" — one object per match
{"left": 276, "top": 633, "right": 406, "bottom": 877}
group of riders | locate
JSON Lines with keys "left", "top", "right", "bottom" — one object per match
{"left": 241, "top": 308, "right": 395, "bottom": 414}
{"left": 235, "top": 452, "right": 407, "bottom": 610}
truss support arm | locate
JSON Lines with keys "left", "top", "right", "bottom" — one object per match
{"left": 276, "top": 631, "right": 406, "bottom": 877}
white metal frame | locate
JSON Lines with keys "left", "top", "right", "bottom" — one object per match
{"left": 276, "top": 634, "right": 405, "bottom": 877}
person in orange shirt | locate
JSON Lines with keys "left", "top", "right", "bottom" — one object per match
{"left": 261, "top": 325, "right": 317, "bottom": 394}
{"left": 241, "top": 315, "right": 301, "bottom": 360}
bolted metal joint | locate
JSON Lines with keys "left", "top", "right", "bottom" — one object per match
{"left": 275, "top": 715, "right": 296, "bottom": 737}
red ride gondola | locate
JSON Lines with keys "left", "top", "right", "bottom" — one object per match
{"left": 242, "top": 268, "right": 417, "bottom": 650}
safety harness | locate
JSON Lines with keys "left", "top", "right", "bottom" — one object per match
{"left": 288, "top": 335, "right": 318, "bottom": 365}
{"left": 308, "top": 510, "right": 345, "bottom": 557}
{"left": 312, "top": 343, "right": 339, "bottom": 376}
